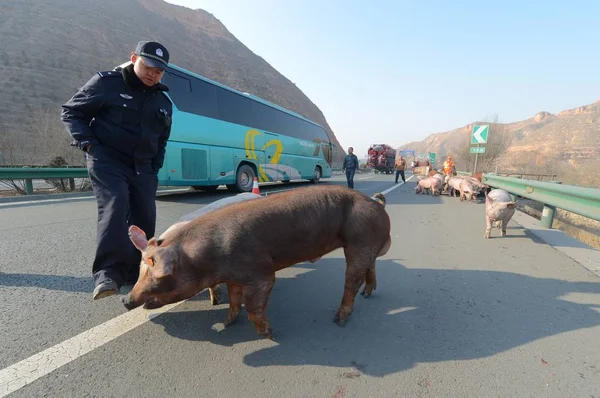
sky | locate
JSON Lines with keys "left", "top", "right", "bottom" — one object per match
{"left": 164, "top": 0, "right": 600, "bottom": 158}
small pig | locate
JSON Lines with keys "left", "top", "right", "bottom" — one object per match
{"left": 157, "top": 192, "right": 263, "bottom": 305}
{"left": 484, "top": 189, "right": 518, "bottom": 238}
{"left": 415, "top": 177, "right": 440, "bottom": 196}
{"left": 430, "top": 173, "right": 444, "bottom": 195}
{"left": 459, "top": 179, "right": 476, "bottom": 202}
{"left": 122, "top": 185, "right": 391, "bottom": 340}
{"left": 447, "top": 177, "right": 463, "bottom": 197}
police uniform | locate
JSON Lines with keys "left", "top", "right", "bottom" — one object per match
{"left": 61, "top": 41, "right": 173, "bottom": 299}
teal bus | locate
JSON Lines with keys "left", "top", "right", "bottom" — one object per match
{"left": 118, "top": 61, "right": 335, "bottom": 192}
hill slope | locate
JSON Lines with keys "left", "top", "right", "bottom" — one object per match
{"left": 399, "top": 101, "right": 600, "bottom": 171}
{"left": 0, "top": 0, "right": 345, "bottom": 164}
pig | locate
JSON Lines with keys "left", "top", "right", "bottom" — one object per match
{"left": 415, "top": 177, "right": 437, "bottom": 195}
{"left": 122, "top": 185, "right": 392, "bottom": 340}
{"left": 484, "top": 189, "right": 518, "bottom": 238}
{"left": 447, "top": 176, "right": 463, "bottom": 197}
{"left": 157, "top": 192, "right": 263, "bottom": 305}
{"left": 459, "top": 179, "right": 477, "bottom": 202}
{"left": 430, "top": 173, "right": 444, "bottom": 195}
{"left": 471, "top": 171, "right": 483, "bottom": 182}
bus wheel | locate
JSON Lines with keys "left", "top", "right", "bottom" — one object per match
{"left": 232, "top": 164, "right": 256, "bottom": 193}
{"left": 310, "top": 166, "right": 322, "bottom": 184}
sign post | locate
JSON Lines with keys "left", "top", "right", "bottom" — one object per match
{"left": 471, "top": 125, "right": 489, "bottom": 173}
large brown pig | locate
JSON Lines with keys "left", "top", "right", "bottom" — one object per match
{"left": 484, "top": 189, "right": 517, "bottom": 238}
{"left": 122, "top": 185, "right": 391, "bottom": 340}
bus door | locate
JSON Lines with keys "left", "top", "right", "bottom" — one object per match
{"left": 262, "top": 132, "right": 282, "bottom": 182}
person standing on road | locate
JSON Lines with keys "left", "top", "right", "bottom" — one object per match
{"left": 61, "top": 41, "right": 173, "bottom": 300}
{"left": 342, "top": 147, "right": 359, "bottom": 189}
{"left": 394, "top": 155, "right": 406, "bottom": 184}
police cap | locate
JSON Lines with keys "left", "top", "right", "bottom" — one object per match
{"left": 134, "top": 41, "right": 169, "bottom": 69}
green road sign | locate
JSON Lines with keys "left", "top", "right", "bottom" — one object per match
{"left": 471, "top": 125, "right": 489, "bottom": 144}
{"left": 429, "top": 153, "right": 436, "bottom": 165}
{"left": 470, "top": 146, "right": 486, "bottom": 154}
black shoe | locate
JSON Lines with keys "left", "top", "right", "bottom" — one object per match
{"left": 123, "top": 277, "right": 138, "bottom": 287}
{"left": 92, "top": 279, "right": 119, "bottom": 300}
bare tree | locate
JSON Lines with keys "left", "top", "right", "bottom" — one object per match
{"left": 0, "top": 107, "right": 88, "bottom": 195}
{"left": 456, "top": 113, "right": 512, "bottom": 173}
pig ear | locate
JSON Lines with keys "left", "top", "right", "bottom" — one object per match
{"left": 129, "top": 225, "right": 148, "bottom": 252}
{"left": 152, "top": 248, "right": 177, "bottom": 279}
{"left": 507, "top": 202, "right": 518, "bottom": 209}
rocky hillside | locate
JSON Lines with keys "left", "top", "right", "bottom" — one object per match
{"left": 0, "top": 0, "right": 345, "bottom": 165}
{"left": 399, "top": 101, "right": 600, "bottom": 172}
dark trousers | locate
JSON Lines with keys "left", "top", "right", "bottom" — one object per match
{"left": 345, "top": 168, "right": 356, "bottom": 189}
{"left": 87, "top": 152, "right": 158, "bottom": 288}
{"left": 395, "top": 169, "right": 405, "bottom": 183}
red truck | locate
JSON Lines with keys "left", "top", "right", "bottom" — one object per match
{"left": 367, "top": 144, "right": 397, "bottom": 174}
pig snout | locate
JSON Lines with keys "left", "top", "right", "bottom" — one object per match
{"left": 121, "top": 294, "right": 142, "bottom": 311}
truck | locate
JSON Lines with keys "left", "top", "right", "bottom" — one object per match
{"left": 367, "top": 144, "right": 397, "bottom": 174}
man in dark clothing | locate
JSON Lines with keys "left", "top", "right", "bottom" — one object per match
{"left": 342, "top": 147, "right": 359, "bottom": 189}
{"left": 61, "top": 41, "right": 173, "bottom": 300}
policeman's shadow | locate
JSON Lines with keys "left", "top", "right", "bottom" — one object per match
{"left": 149, "top": 258, "right": 600, "bottom": 377}
{"left": 0, "top": 272, "right": 91, "bottom": 293}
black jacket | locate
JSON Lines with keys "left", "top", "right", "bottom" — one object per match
{"left": 61, "top": 64, "right": 173, "bottom": 173}
{"left": 343, "top": 153, "right": 359, "bottom": 170}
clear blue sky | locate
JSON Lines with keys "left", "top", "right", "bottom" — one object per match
{"left": 165, "top": 0, "right": 600, "bottom": 158}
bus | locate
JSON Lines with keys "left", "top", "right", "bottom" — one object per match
{"left": 117, "top": 61, "right": 335, "bottom": 192}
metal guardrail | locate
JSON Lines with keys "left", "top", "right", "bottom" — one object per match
{"left": 481, "top": 173, "right": 600, "bottom": 228}
{"left": 0, "top": 167, "right": 89, "bottom": 195}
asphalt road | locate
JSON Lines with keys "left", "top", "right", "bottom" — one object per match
{"left": 1, "top": 173, "right": 599, "bottom": 397}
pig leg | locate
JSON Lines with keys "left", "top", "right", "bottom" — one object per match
{"left": 224, "top": 283, "right": 243, "bottom": 326}
{"left": 334, "top": 250, "right": 372, "bottom": 326}
{"left": 360, "top": 264, "right": 377, "bottom": 298}
{"left": 208, "top": 284, "right": 223, "bottom": 305}
{"left": 484, "top": 217, "right": 492, "bottom": 239}
{"left": 243, "top": 276, "right": 275, "bottom": 339}
{"left": 501, "top": 218, "right": 510, "bottom": 237}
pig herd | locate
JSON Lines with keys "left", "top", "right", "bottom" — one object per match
{"left": 415, "top": 170, "right": 518, "bottom": 238}
{"left": 121, "top": 173, "right": 518, "bottom": 340}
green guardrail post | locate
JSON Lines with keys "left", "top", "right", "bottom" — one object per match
{"left": 25, "top": 179, "right": 34, "bottom": 195}
{"left": 540, "top": 205, "right": 556, "bottom": 228}
{"left": 540, "top": 181, "right": 561, "bottom": 228}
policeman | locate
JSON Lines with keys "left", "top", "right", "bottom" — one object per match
{"left": 61, "top": 41, "right": 173, "bottom": 300}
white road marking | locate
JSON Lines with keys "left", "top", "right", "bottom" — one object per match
{"left": 379, "top": 174, "right": 415, "bottom": 195}
{"left": 0, "top": 301, "right": 185, "bottom": 397}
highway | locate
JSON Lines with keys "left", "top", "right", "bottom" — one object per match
{"left": 1, "top": 173, "right": 599, "bottom": 397}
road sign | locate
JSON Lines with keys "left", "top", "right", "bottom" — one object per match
{"left": 429, "top": 152, "right": 436, "bottom": 165}
{"left": 470, "top": 146, "right": 486, "bottom": 154}
{"left": 471, "top": 125, "right": 489, "bottom": 144}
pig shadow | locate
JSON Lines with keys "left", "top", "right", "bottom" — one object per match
{"left": 150, "top": 258, "right": 600, "bottom": 377}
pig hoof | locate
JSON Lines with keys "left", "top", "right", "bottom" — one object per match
{"left": 260, "top": 327, "right": 274, "bottom": 340}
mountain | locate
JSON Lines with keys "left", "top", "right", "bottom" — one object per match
{"left": 0, "top": 0, "right": 345, "bottom": 165}
{"left": 398, "top": 101, "right": 600, "bottom": 174}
